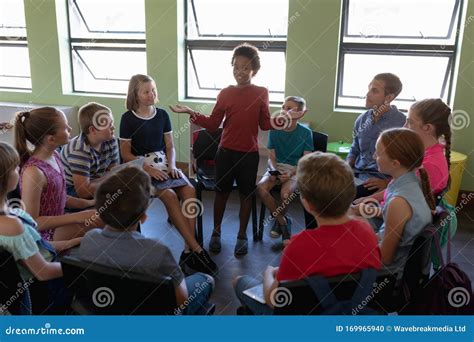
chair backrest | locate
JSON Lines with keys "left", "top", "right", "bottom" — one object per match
{"left": 192, "top": 128, "right": 223, "bottom": 162}
{"left": 0, "top": 248, "right": 25, "bottom": 314}
{"left": 401, "top": 208, "right": 448, "bottom": 294}
{"left": 312, "top": 131, "right": 328, "bottom": 153}
{"left": 273, "top": 269, "right": 380, "bottom": 315}
{"left": 60, "top": 255, "right": 177, "bottom": 315}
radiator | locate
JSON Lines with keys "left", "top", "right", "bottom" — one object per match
{"left": 0, "top": 102, "right": 78, "bottom": 146}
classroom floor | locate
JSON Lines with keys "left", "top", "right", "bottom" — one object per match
{"left": 142, "top": 191, "right": 474, "bottom": 316}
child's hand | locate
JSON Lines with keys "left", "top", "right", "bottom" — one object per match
{"left": 278, "top": 172, "right": 291, "bottom": 183}
{"left": 168, "top": 167, "right": 181, "bottom": 179}
{"left": 169, "top": 104, "right": 194, "bottom": 115}
{"left": 144, "top": 164, "right": 169, "bottom": 181}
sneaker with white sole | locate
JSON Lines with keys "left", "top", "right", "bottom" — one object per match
{"left": 269, "top": 219, "right": 281, "bottom": 238}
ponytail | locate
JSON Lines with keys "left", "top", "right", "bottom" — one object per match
{"left": 14, "top": 111, "right": 33, "bottom": 166}
{"left": 13, "top": 107, "right": 62, "bottom": 166}
{"left": 419, "top": 167, "right": 436, "bottom": 211}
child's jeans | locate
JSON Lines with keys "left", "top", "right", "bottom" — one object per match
{"left": 182, "top": 272, "right": 214, "bottom": 315}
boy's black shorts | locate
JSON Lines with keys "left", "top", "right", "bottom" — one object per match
{"left": 215, "top": 148, "right": 259, "bottom": 197}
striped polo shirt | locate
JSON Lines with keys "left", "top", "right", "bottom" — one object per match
{"left": 60, "top": 133, "right": 119, "bottom": 186}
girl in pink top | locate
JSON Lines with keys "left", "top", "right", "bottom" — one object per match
{"left": 15, "top": 107, "right": 99, "bottom": 241}
{"left": 404, "top": 98, "right": 450, "bottom": 195}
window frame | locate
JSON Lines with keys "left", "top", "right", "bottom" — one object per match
{"left": 66, "top": 0, "right": 146, "bottom": 95}
{"left": 0, "top": 0, "right": 31, "bottom": 91}
{"left": 335, "top": 0, "right": 464, "bottom": 112}
{"left": 184, "top": 0, "right": 288, "bottom": 102}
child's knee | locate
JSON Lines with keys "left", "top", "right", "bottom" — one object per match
{"left": 157, "top": 189, "right": 178, "bottom": 202}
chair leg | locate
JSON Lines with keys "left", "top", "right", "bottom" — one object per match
{"left": 196, "top": 185, "right": 204, "bottom": 246}
{"left": 259, "top": 200, "right": 266, "bottom": 241}
{"left": 252, "top": 193, "right": 259, "bottom": 241}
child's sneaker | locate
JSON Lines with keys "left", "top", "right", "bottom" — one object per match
{"left": 190, "top": 249, "right": 217, "bottom": 275}
{"left": 234, "top": 238, "right": 248, "bottom": 256}
{"left": 269, "top": 219, "right": 281, "bottom": 238}
{"left": 209, "top": 235, "right": 221, "bottom": 253}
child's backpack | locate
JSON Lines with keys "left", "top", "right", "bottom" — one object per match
{"left": 404, "top": 225, "right": 473, "bottom": 315}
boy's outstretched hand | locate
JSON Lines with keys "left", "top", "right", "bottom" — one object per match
{"left": 169, "top": 104, "right": 195, "bottom": 115}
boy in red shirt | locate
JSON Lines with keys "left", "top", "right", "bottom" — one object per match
{"left": 233, "top": 152, "right": 381, "bottom": 314}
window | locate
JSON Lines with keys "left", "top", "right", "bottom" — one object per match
{"left": 337, "top": 0, "right": 463, "bottom": 111}
{"left": 0, "top": 0, "right": 31, "bottom": 90}
{"left": 67, "top": 0, "right": 146, "bottom": 94}
{"left": 185, "top": 0, "right": 290, "bottom": 103}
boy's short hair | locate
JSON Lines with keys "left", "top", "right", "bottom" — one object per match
{"left": 231, "top": 43, "right": 261, "bottom": 75}
{"left": 78, "top": 102, "right": 112, "bottom": 134}
{"left": 373, "top": 73, "right": 403, "bottom": 98}
{"left": 285, "top": 96, "right": 306, "bottom": 111}
{"left": 297, "top": 152, "right": 355, "bottom": 218}
{"left": 95, "top": 167, "right": 151, "bottom": 229}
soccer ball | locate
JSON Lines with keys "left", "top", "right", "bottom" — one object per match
{"left": 144, "top": 151, "right": 168, "bottom": 171}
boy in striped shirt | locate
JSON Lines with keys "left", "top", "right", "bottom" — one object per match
{"left": 61, "top": 102, "right": 119, "bottom": 199}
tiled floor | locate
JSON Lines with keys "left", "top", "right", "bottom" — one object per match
{"left": 142, "top": 191, "right": 474, "bottom": 315}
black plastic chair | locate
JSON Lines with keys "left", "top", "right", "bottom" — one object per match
{"left": 0, "top": 249, "right": 27, "bottom": 314}
{"left": 272, "top": 268, "right": 383, "bottom": 315}
{"left": 60, "top": 255, "right": 177, "bottom": 315}
{"left": 191, "top": 128, "right": 258, "bottom": 244}
{"left": 371, "top": 208, "right": 448, "bottom": 314}
{"left": 257, "top": 131, "right": 328, "bottom": 239}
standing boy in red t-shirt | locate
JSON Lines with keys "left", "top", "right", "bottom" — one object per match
{"left": 171, "top": 43, "right": 304, "bottom": 256}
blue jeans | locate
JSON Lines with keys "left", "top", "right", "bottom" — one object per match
{"left": 234, "top": 276, "right": 273, "bottom": 315}
{"left": 181, "top": 272, "right": 214, "bottom": 315}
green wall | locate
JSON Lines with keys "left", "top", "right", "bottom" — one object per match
{"left": 1, "top": 0, "right": 473, "bottom": 190}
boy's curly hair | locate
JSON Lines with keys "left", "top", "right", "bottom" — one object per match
{"left": 231, "top": 43, "right": 261, "bottom": 75}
